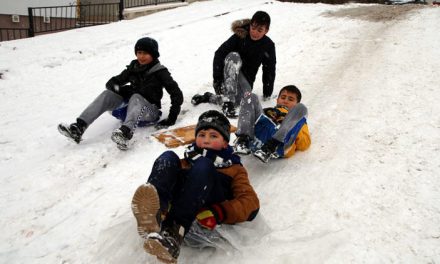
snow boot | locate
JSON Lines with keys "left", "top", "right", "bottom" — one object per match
{"left": 191, "top": 92, "right": 214, "bottom": 106}
{"left": 222, "top": 101, "right": 237, "bottom": 118}
{"left": 253, "top": 138, "right": 281, "bottom": 163}
{"left": 144, "top": 222, "right": 185, "bottom": 264}
{"left": 131, "top": 183, "right": 162, "bottom": 239}
{"left": 111, "top": 125, "right": 133, "bottom": 150}
{"left": 233, "top": 135, "right": 251, "bottom": 155}
{"left": 58, "top": 119, "right": 87, "bottom": 143}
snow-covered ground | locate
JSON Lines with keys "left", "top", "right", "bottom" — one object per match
{"left": 1, "top": 0, "right": 439, "bottom": 263}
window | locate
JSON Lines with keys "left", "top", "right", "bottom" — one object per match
{"left": 12, "top": 15, "right": 20, "bottom": 23}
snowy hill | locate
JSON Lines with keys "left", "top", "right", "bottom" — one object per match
{"left": 1, "top": 0, "right": 439, "bottom": 263}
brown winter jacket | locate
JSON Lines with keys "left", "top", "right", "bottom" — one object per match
{"left": 180, "top": 158, "right": 260, "bottom": 225}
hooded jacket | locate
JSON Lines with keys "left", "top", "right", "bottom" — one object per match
{"left": 106, "top": 59, "right": 183, "bottom": 122}
{"left": 213, "top": 19, "right": 276, "bottom": 98}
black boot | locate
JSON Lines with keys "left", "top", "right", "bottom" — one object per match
{"left": 58, "top": 118, "right": 87, "bottom": 143}
{"left": 111, "top": 125, "right": 133, "bottom": 150}
{"left": 144, "top": 222, "right": 185, "bottom": 263}
{"left": 233, "top": 135, "right": 251, "bottom": 155}
{"left": 253, "top": 138, "right": 281, "bottom": 163}
{"left": 222, "top": 101, "right": 237, "bottom": 118}
{"left": 191, "top": 92, "right": 213, "bottom": 106}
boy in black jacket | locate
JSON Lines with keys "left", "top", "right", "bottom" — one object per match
{"left": 191, "top": 11, "right": 276, "bottom": 118}
{"left": 58, "top": 37, "right": 183, "bottom": 150}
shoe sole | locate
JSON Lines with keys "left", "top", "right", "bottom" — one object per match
{"left": 131, "top": 184, "right": 161, "bottom": 238}
{"left": 144, "top": 237, "right": 177, "bottom": 264}
{"left": 58, "top": 124, "right": 81, "bottom": 143}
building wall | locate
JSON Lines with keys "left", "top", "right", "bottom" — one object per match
{"left": 0, "top": 0, "right": 77, "bottom": 16}
{"left": 0, "top": 14, "right": 29, "bottom": 29}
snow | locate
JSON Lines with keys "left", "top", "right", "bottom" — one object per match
{"left": 1, "top": 0, "right": 440, "bottom": 263}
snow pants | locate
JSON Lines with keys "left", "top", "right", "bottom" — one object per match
{"left": 78, "top": 90, "right": 160, "bottom": 130}
{"left": 147, "top": 151, "right": 230, "bottom": 233}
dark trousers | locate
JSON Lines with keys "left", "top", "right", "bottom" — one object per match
{"left": 147, "top": 151, "right": 229, "bottom": 232}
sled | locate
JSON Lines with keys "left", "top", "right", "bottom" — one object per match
{"left": 111, "top": 103, "right": 161, "bottom": 127}
{"left": 153, "top": 124, "right": 237, "bottom": 148}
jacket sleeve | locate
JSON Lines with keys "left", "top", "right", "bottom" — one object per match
{"left": 157, "top": 68, "right": 183, "bottom": 122}
{"left": 213, "top": 34, "right": 240, "bottom": 83}
{"left": 295, "top": 123, "right": 311, "bottom": 151}
{"left": 284, "top": 123, "right": 311, "bottom": 158}
{"left": 262, "top": 41, "right": 276, "bottom": 98}
{"left": 106, "top": 61, "right": 136, "bottom": 90}
{"left": 218, "top": 165, "right": 260, "bottom": 224}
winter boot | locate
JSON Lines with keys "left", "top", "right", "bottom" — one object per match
{"left": 111, "top": 125, "right": 133, "bottom": 150}
{"left": 131, "top": 183, "right": 162, "bottom": 239}
{"left": 57, "top": 119, "right": 87, "bottom": 143}
{"left": 191, "top": 92, "right": 214, "bottom": 106}
{"left": 253, "top": 138, "right": 281, "bottom": 163}
{"left": 233, "top": 135, "right": 251, "bottom": 155}
{"left": 144, "top": 223, "right": 185, "bottom": 264}
{"left": 222, "top": 101, "right": 237, "bottom": 118}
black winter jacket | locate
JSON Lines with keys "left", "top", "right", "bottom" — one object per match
{"left": 213, "top": 20, "right": 276, "bottom": 98}
{"left": 106, "top": 60, "right": 183, "bottom": 122}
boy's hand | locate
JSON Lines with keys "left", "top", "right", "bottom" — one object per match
{"left": 196, "top": 204, "right": 225, "bottom": 230}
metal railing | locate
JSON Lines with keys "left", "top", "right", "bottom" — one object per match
{"left": 1, "top": 0, "right": 186, "bottom": 42}
{"left": 28, "top": 3, "right": 120, "bottom": 37}
{"left": 0, "top": 28, "right": 29, "bottom": 42}
{"left": 124, "top": 0, "right": 185, "bottom": 8}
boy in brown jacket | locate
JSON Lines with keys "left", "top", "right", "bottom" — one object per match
{"left": 131, "top": 110, "right": 259, "bottom": 263}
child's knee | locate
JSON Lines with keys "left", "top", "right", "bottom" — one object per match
{"left": 156, "top": 151, "right": 180, "bottom": 166}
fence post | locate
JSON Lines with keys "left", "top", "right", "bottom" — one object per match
{"left": 119, "top": 0, "right": 124, "bottom": 20}
{"left": 28, "top": 7, "right": 35, "bottom": 37}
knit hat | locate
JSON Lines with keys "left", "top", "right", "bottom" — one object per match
{"left": 134, "top": 37, "right": 160, "bottom": 59}
{"left": 195, "top": 110, "right": 231, "bottom": 142}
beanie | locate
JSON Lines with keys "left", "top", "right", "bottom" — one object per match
{"left": 195, "top": 110, "right": 231, "bottom": 142}
{"left": 134, "top": 37, "right": 160, "bottom": 59}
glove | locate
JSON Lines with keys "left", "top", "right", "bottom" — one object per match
{"left": 264, "top": 105, "right": 288, "bottom": 124}
{"left": 155, "top": 118, "right": 176, "bottom": 129}
{"left": 213, "top": 80, "right": 223, "bottom": 95}
{"left": 196, "top": 204, "right": 225, "bottom": 230}
{"left": 105, "top": 79, "right": 119, "bottom": 92}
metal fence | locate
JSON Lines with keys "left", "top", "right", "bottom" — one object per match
{"left": 0, "top": 28, "right": 29, "bottom": 42}
{"left": 124, "top": 0, "right": 184, "bottom": 8}
{"left": 28, "top": 3, "right": 120, "bottom": 37}
{"left": 0, "top": 0, "right": 185, "bottom": 42}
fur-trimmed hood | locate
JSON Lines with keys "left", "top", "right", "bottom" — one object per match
{"left": 231, "top": 18, "right": 250, "bottom": 39}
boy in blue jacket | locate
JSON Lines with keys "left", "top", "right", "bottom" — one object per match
{"left": 234, "top": 85, "right": 311, "bottom": 163}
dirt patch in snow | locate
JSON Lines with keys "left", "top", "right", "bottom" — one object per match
{"left": 322, "top": 4, "right": 428, "bottom": 22}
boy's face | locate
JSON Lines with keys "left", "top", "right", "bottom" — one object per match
{"left": 249, "top": 23, "right": 269, "bottom": 41}
{"left": 276, "top": 90, "right": 298, "bottom": 110}
{"left": 195, "top": 128, "right": 228, "bottom": 151}
{"left": 136, "top": 50, "right": 153, "bottom": 65}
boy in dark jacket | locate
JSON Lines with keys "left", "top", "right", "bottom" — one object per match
{"left": 131, "top": 110, "right": 259, "bottom": 263}
{"left": 191, "top": 11, "right": 276, "bottom": 118}
{"left": 58, "top": 37, "right": 183, "bottom": 150}
{"left": 234, "top": 85, "right": 311, "bottom": 163}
